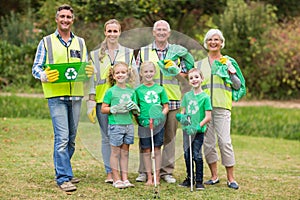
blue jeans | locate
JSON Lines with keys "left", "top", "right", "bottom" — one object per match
{"left": 96, "top": 103, "right": 112, "bottom": 174}
{"left": 183, "top": 132, "right": 204, "bottom": 183}
{"left": 48, "top": 97, "right": 81, "bottom": 185}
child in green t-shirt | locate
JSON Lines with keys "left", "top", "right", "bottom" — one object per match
{"left": 177, "top": 68, "right": 212, "bottom": 190}
{"left": 101, "top": 62, "right": 139, "bottom": 189}
{"left": 135, "top": 61, "right": 169, "bottom": 185}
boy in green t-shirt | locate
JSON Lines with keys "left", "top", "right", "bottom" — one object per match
{"left": 135, "top": 61, "right": 169, "bottom": 185}
{"left": 177, "top": 68, "right": 212, "bottom": 190}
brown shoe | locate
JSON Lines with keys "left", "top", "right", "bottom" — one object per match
{"left": 59, "top": 181, "right": 77, "bottom": 192}
{"left": 70, "top": 177, "right": 80, "bottom": 184}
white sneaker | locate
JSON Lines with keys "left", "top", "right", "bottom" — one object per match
{"left": 135, "top": 173, "right": 147, "bottom": 182}
{"left": 162, "top": 175, "right": 176, "bottom": 183}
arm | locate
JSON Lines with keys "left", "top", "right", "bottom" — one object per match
{"left": 162, "top": 103, "right": 169, "bottom": 115}
{"left": 32, "top": 39, "right": 46, "bottom": 80}
{"left": 101, "top": 103, "right": 110, "bottom": 114}
{"left": 200, "top": 110, "right": 212, "bottom": 127}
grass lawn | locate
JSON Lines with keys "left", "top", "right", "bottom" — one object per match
{"left": 0, "top": 117, "right": 299, "bottom": 200}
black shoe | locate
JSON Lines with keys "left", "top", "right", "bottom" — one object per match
{"left": 178, "top": 177, "right": 193, "bottom": 188}
{"left": 227, "top": 181, "right": 239, "bottom": 190}
{"left": 195, "top": 182, "right": 205, "bottom": 190}
{"left": 204, "top": 178, "right": 220, "bottom": 185}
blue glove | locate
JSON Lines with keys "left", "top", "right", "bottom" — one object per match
{"left": 175, "top": 113, "right": 190, "bottom": 126}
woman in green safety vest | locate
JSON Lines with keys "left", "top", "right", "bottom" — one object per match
{"left": 86, "top": 19, "right": 137, "bottom": 184}
{"left": 198, "top": 29, "right": 246, "bottom": 190}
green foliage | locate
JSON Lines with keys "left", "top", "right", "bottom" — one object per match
{"left": 232, "top": 106, "right": 300, "bottom": 140}
{"left": 216, "top": 0, "right": 278, "bottom": 99}
{"left": 253, "top": 18, "right": 300, "bottom": 99}
{"left": 0, "top": 95, "right": 49, "bottom": 119}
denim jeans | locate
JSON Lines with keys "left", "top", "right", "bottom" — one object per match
{"left": 48, "top": 97, "right": 81, "bottom": 185}
{"left": 183, "top": 132, "right": 204, "bottom": 183}
{"left": 96, "top": 103, "right": 112, "bottom": 174}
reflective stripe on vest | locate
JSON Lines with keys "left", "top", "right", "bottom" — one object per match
{"left": 42, "top": 33, "right": 86, "bottom": 98}
{"left": 141, "top": 44, "right": 181, "bottom": 100}
{"left": 198, "top": 57, "right": 232, "bottom": 110}
{"left": 91, "top": 46, "right": 133, "bottom": 103}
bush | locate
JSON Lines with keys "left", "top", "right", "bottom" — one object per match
{"left": 216, "top": 0, "right": 278, "bottom": 99}
{"left": 253, "top": 18, "right": 300, "bottom": 99}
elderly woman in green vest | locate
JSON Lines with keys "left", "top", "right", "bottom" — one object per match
{"left": 197, "top": 29, "right": 246, "bottom": 190}
{"left": 86, "top": 19, "right": 137, "bottom": 184}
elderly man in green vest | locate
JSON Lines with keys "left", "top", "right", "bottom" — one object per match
{"left": 135, "top": 20, "right": 194, "bottom": 184}
{"left": 32, "top": 4, "right": 93, "bottom": 192}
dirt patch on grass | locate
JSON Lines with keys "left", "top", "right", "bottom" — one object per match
{"left": 233, "top": 99, "right": 300, "bottom": 109}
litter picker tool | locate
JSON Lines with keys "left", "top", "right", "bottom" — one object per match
{"left": 187, "top": 115, "right": 193, "bottom": 192}
{"left": 149, "top": 104, "right": 163, "bottom": 199}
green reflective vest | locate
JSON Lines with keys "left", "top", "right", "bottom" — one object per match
{"left": 140, "top": 44, "right": 181, "bottom": 100}
{"left": 197, "top": 57, "right": 232, "bottom": 110}
{"left": 90, "top": 45, "right": 133, "bottom": 103}
{"left": 42, "top": 33, "right": 87, "bottom": 98}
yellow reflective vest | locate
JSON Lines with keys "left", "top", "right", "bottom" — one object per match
{"left": 140, "top": 44, "right": 181, "bottom": 100}
{"left": 90, "top": 45, "right": 133, "bottom": 103}
{"left": 42, "top": 33, "right": 87, "bottom": 98}
{"left": 196, "top": 57, "right": 232, "bottom": 110}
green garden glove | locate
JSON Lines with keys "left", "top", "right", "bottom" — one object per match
{"left": 183, "top": 125, "right": 203, "bottom": 135}
{"left": 175, "top": 113, "right": 190, "bottom": 126}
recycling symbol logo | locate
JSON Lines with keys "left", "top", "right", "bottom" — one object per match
{"left": 119, "top": 94, "right": 131, "bottom": 104}
{"left": 65, "top": 67, "right": 78, "bottom": 80}
{"left": 145, "top": 90, "right": 158, "bottom": 104}
{"left": 187, "top": 100, "right": 199, "bottom": 115}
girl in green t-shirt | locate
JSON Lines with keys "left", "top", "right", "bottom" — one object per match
{"left": 135, "top": 61, "right": 169, "bottom": 186}
{"left": 101, "top": 62, "right": 139, "bottom": 189}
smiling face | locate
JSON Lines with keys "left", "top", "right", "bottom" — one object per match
{"left": 113, "top": 63, "right": 128, "bottom": 85}
{"left": 55, "top": 9, "right": 74, "bottom": 33}
{"left": 104, "top": 23, "right": 121, "bottom": 45}
{"left": 206, "top": 34, "right": 223, "bottom": 53}
{"left": 152, "top": 21, "right": 170, "bottom": 45}
{"left": 140, "top": 62, "right": 156, "bottom": 84}
{"left": 188, "top": 70, "right": 203, "bottom": 89}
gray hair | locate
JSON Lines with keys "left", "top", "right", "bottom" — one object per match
{"left": 203, "top": 29, "right": 225, "bottom": 49}
{"left": 153, "top": 20, "right": 171, "bottom": 32}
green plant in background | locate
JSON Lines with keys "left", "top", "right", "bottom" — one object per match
{"left": 216, "top": 0, "right": 278, "bottom": 99}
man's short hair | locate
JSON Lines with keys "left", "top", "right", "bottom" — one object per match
{"left": 56, "top": 4, "right": 74, "bottom": 19}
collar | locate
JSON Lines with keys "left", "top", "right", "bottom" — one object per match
{"left": 54, "top": 29, "right": 74, "bottom": 39}
{"left": 152, "top": 41, "right": 169, "bottom": 51}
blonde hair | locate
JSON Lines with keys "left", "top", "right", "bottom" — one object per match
{"left": 139, "top": 61, "right": 156, "bottom": 83}
{"left": 107, "top": 62, "right": 137, "bottom": 87}
{"left": 188, "top": 68, "right": 204, "bottom": 80}
{"left": 99, "top": 19, "right": 121, "bottom": 62}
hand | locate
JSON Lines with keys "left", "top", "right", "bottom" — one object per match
{"left": 228, "top": 64, "right": 236, "bottom": 74}
{"left": 126, "top": 100, "right": 140, "bottom": 114}
{"left": 139, "top": 118, "right": 150, "bottom": 127}
{"left": 183, "top": 125, "right": 203, "bottom": 135}
{"left": 164, "top": 59, "right": 177, "bottom": 69}
{"left": 85, "top": 65, "right": 94, "bottom": 77}
{"left": 175, "top": 113, "right": 190, "bottom": 126}
{"left": 45, "top": 67, "right": 59, "bottom": 83}
{"left": 110, "top": 102, "right": 128, "bottom": 114}
{"left": 153, "top": 114, "right": 165, "bottom": 127}
{"left": 86, "top": 100, "right": 96, "bottom": 123}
